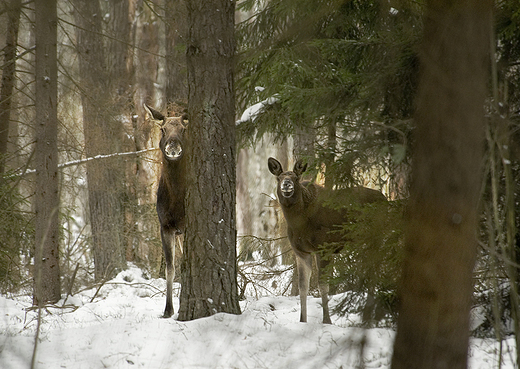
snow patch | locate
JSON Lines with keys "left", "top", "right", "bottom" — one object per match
{"left": 0, "top": 265, "right": 515, "bottom": 369}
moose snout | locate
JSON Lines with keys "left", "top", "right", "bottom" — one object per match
{"left": 280, "top": 179, "right": 294, "bottom": 197}
{"left": 164, "top": 140, "right": 183, "bottom": 160}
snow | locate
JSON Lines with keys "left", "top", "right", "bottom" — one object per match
{"left": 236, "top": 96, "right": 280, "bottom": 125}
{"left": 0, "top": 265, "right": 515, "bottom": 369}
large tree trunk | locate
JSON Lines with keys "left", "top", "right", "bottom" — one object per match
{"left": 0, "top": 0, "right": 21, "bottom": 175}
{"left": 391, "top": 1, "right": 491, "bottom": 368}
{"left": 73, "top": 0, "right": 126, "bottom": 281}
{"left": 33, "top": 0, "right": 60, "bottom": 305}
{"left": 178, "top": 0, "right": 241, "bottom": 320}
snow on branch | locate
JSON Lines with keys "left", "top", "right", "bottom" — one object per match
{"left": 13, "top": 148, "right": 159, "bottom": 178}
{"left": 236, "top": 92, "right": 279, "bottom": 125}
{"left": 58, "top": 148, "right": 158, "bottom": 169}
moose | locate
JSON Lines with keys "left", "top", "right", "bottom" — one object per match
{"left": 144, "top": 104, "right": 187, "bottom": 318}
{"left": 268, "top": 157, "right": 386, "bottom": 324}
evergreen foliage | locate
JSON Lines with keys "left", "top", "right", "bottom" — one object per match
{"left": 237, "top": 0, "right": 421, "bottom": 186}
{"left": 237, "top": 0, "right": 420, "bottom": 323}
{"left": 321, "top": 199, "right": 404, "bottom": 325}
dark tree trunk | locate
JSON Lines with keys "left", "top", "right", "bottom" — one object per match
{"left": 178, "top": 0, "right": 241, "bottom": 321}
{"left": 33, "top": 0, "right": 60, "bottom": 305}
{"left": 73, "top": 0, "right": 126, "bottom": 281}
{"left": 391, "top": 1, "right": 491, "bottom": 368}
{"left": 0, "top": 0, "right": 21, "bottom": 175}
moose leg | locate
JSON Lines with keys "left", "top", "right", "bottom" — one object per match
{"left": 316, "top": 254, "right": 332, "bottom": 324}
{"left": 296, "top": 253, "right": 313, "bottom": 323}
{"left": 161, "top": 227, "right": 175, "bottom": 318}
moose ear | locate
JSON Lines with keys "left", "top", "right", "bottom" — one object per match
{"left": 144, "top": 104, "right": 165, "bottom": 122}
{"left": 268, "top": 157, "right": 283, "bottom": 176}
{"left": 293, "top": 159, "right": 307, "bottom": 176}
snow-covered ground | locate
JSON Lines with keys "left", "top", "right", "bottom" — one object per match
{"left": 0, "top": 265, "right": 515, "bottom": 369}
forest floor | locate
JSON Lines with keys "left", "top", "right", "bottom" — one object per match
{"left": 0, "top": 265, "right": 515, "bottom": 369}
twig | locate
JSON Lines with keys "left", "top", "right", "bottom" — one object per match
{"left": 65, "top": 263, "right": 80, "bottom": 299}
{"left": 90, "top": 279, "right": 109, "bottom": 303}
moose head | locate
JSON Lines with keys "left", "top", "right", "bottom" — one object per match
{"left": 144, "top": 104, "right": 187, "bottom": 162}
{"left": 268, "top": 157, "right": 308, "bottom": 204}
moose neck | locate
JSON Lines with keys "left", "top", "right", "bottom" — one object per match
{"left": 162, "top": 158, "right": 185, "bottom": 190}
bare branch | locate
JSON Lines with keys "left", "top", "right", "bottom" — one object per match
{"left": 9, "top": 148, "right": 159, "bottom": 178}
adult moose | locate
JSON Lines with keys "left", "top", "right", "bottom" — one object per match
{"left": 268, "top": 157, "right": 386, "bottom": 324}
{"left": 144, "top": 104, "right": 187, "bottom": 318}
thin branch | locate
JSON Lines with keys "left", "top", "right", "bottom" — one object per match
{"left": 58, "top": 147, "right": 158, "bottom": 169}
{"left": 9, "top": 147, "right": 158, "bottom": 178}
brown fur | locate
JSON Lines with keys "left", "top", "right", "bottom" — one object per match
{"left": 268, "top": 157, "right": 386, "bottom": 323}
{"left": 145, "top": 104, "right": 188, "bottom": 318}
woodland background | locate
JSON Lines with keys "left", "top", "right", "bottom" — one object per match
{"left": 1, "top": 0, "right": 520, "bottom": 366}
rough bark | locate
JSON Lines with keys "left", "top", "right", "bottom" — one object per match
{"left": 178, "top": 0, "right": 241, "bottom": 320}
{"left": 33, "top": 0, "right": 60, "bottom": 305}
{"left": 164, "top": 0, "right": 188, "bottom": 103}
{"left": 391, "top": 1, "right": 491, "bottom": 368}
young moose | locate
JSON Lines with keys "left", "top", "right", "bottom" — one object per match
{"left": 145, "top": 104, "right": 187, "bottom": 318}
{"left": 268, "top": 157, "right": 386, "bottom": 324}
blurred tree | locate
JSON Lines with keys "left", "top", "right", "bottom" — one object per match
{"left": 391, "top": 0, "right": 491, "bottom": 368}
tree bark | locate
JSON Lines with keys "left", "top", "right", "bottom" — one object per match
{"left": 178, "top": 0, "right": 241, "bottom": 320}
{"left": 164, "top": 0, "right": 188, "bottom": 103}
{"left": 73, "top": 0, "right": 126, "bottom": 280}
{"left": 0, "top": 0, "right": 21, "bottom": 175}
{"left": 391, "top": 1, "right": 491, "bottom": 368}
{"left": 33, "top": 0, "right": 60, "bottom": 305}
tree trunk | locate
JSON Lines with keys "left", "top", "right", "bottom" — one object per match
{"left": 391, "top": 1, "right": 491, "bottom": 368}
{"left": 0, "top": 0, "right": 21, "bottom": 175}
{"left": 33, "top": 0, "right": 60, "bottom": 305}
{"left": 73, "top": 0, "right": 126, "bottom": 281}
{"left": 178, "top": 0, "right": 241, "bottom": 320}
{"left": 164, "top": 0, "right": 188, "bottom": 103}
{"left": 106, "top": 0, "right": 141, "bottom": 265}
{"left": 130, "top": 3, "right": 163, "bottom": 268}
